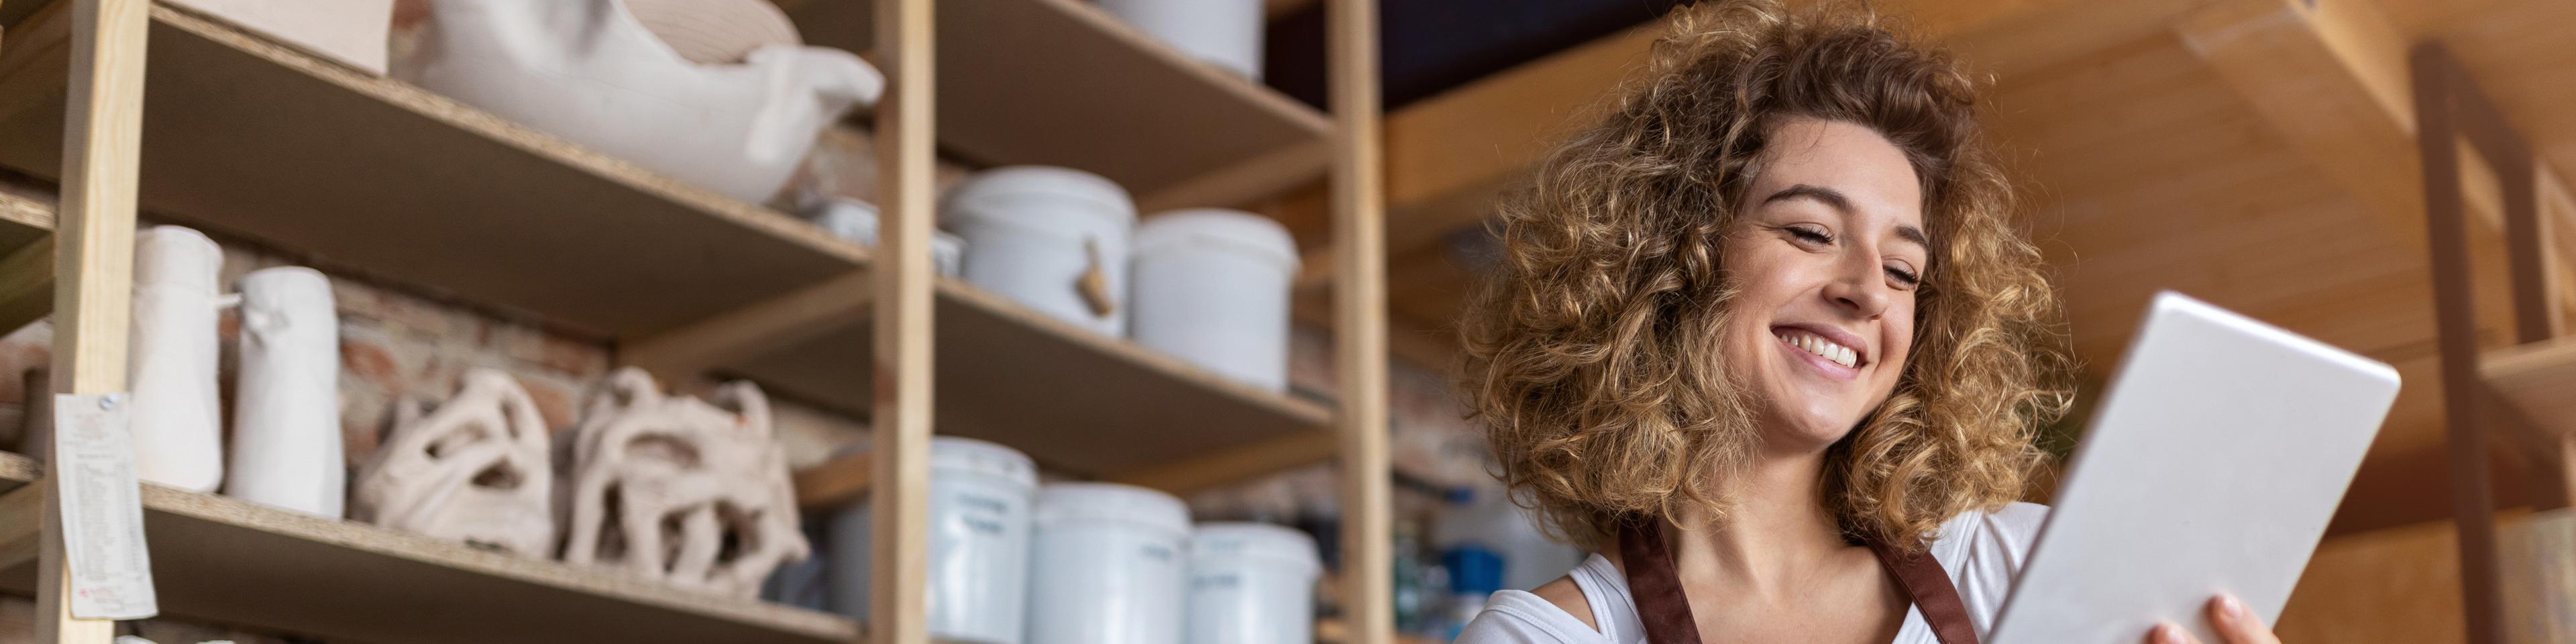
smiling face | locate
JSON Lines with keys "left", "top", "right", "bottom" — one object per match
{"left": 1721, "top": 117, "right": 1930, "bottom": 453}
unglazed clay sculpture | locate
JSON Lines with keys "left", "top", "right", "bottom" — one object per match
{"left": 561, "top": 368, "right": 806, "bottom": 598}
{"left": 619, "top": 0, "right": 800, "bottom": 65}
{"left": 394, "top": 0, "right": 885, "bottom": 203}
{"left": 355, "top": 369, "right": 557, "bottom": 555}
{"left": 128, "top": 226, "right": 225, "bottom": 492}
{"left": 225, "top": 267, "right": 345, "bottom": 517}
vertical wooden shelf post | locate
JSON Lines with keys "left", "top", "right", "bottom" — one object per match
{"left": 2414, "top": 43, "right": 2555, "bottom": 644}
{"left": 1328, "top": 0, "right": 1392, "bottom": 642}
{"left": 869, "top": 0, "right": 936, "bottom": 643}
{"left": 40, "top": 0, "right": 150, "bottom": 643}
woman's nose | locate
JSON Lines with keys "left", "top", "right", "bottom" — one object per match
{"left": 1824, "top": 254, "right": 1891, "bottom": 318}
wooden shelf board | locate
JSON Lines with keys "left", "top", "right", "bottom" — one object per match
{"left": 2481, "top": 337, "right": 2576, "bottom": 458}
{"left": 733, "top": 279, "right": 1336, "bottom": 481}
{"left": 784, "top": 0, "right": 1334, "bottom": 209}
{"left": 0, "top": 2, "right": 869, "bottom": 339}
{"left": 0, "top": 451, "right": 857, "bottom": 644}
{"left": 0, "top": 180, "right": 52, "bottom": 253}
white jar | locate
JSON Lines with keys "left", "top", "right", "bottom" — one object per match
{"left": 1129, "top": 209, "right": 1299, "bottom": 391}
{"left": 943, "top": 167, "right": 1137, "bottom": 336}
{"left": 127, "top": 225, "right": 225, "bottom": 492}
{"left": 1187, "top": 523, "right": 1322, "bottom": 644}
{"left": 226, "top": 266, "right": 345, "bottom": 517}
{"left": 1097, "top": 0, "right": 1265, "bottom": 80}
{"left": 1028, "top": 482, "right": 1191, "bottom": 644}
{"left": 831, "top": 437, "right": 1037, "bottom": 644}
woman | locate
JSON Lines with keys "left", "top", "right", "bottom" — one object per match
{"left": 1450, "top": 3, "right": 2279, "bottom": 643}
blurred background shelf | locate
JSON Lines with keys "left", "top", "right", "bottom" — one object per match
{"left": 0, "top": 1, "right": 869, "bottom": 339}
{"left": 2478, "top": 337, "right": 2576, "bottom": 490}
{"left": 729, "top": 279, "right": 1338, "bottom": 492}
{"left": 0, "top": 451, "right": 859, "bottom": 644}
{"left": 778, "top": 0, "right": 1335, "bottom": 211}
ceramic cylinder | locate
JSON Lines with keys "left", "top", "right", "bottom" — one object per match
{"left": 944, "top": 167, "right": 1137, "bottom": 336}
{"left": 831, "top": 437, "right": 1036, "bottom": 644}
{"left": 127, "top": 226, "right": 225, "bottom": 492}
{"left": 1027, "top": 482, "right": 1190, "bottom": 644}
{"left": 1187, "top": 523, "right": 1322, "bottom": 644}
{"left": 1097, "top": 0, "right": 1265, "bottom": 79}
{"left": 226, "top": 266, "right": 344, "bottom": 517}
{"left": 1129, "top": 209, "right": 1299, "bottom": 391}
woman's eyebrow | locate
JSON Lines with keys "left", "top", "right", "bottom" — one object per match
{"left": 1761, "top": 183, "right": 1851, "bottom": 211}
{"left": 1894, "top": 225, "right": 1929, "bottom": 250}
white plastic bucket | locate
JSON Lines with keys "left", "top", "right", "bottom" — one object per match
{"left": 944, "top": 166, "right": 1137, "bottom": 336}
{"left": 1096, "top": 0, "right": 1265, "bottom": 80}
{"left": 1028, "top": 482, "right": 1192, "bottom": 644}
{"left": 1186, "top": 523, "right": 1322, "bottom": 644}
{"left": 831, "top": 437, "right": 1038, "bottom": 644}
{"left": 1129, "top": 209, "right": 1299, "bottom": 391}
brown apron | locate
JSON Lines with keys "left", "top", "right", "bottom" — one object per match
{"left": 1618, "top": 521, "right": 1984, "bottom": 644}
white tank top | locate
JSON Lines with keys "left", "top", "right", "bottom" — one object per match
{"left": 1452, "top": 502, "right": 2049, "bottom": 644}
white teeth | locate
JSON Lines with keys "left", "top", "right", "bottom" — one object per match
{"left": 1778, "top": 331, "right": 1858, "bottom": 368}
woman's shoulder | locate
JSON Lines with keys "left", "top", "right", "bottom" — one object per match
{"left": 1930, "top": 501, "right": 2049, "bottom": 631}
{"left": 1454, "top": 587, "right": 1616, "bottom": 644}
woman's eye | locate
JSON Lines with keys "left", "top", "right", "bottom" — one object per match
{"left": 1785, "top": 226, "right": 1832, "bottom": 244}
{"left": 1886, "top": 265, "right": 1922, "bottom": 287}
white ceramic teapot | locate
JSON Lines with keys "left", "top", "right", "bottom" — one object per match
{"left": 394, "top": 0, "right": 883, "bottom": 203}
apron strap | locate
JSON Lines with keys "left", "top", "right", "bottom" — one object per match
{"left": 1618, "top": 521, "right": 1984, "bottom": 644}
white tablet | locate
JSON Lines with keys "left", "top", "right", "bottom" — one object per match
{"left": 1989, "top": 292, "right": 2402, "bottom": 643}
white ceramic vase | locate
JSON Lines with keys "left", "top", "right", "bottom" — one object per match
{"left": 395, "top": 0, "right": 885, "bottom": 203}
{"left": 225, "top": 266, "right": 344, "bottom": 517}
{"left": 127, "top": 226, "right": 225, "bottom": 492}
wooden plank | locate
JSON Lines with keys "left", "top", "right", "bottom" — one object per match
{"left": 2414, "top": 44, "right": 2511, "bottom": 644}
{"left": 792, "top": 451, "right": 873, "bottom": 511}
{"left": 0, "top": 2, "right": 871, "bottom": 339}
{"left": 728, "top": 280, "right": 1336, "bottom": 478}
{"left": 622, "top": 271, "right": 872, "bottom": 384}
{"left": 2479, "top": 337, "right": 2576, "bottom": 471}
{"left": 1328, "top": 1, "right": 1391, "bottom": 643}
{"left": 784, "top": 0, "right": 1332, "bottom": 209}
{"left": 1108, "top": 430, "right": 1338, "bottom": 494}
{"left": 0, "top": 237, "right": 55, "bottom": 334}
{"left": 869, "top": 0, "right": 935, "bottom": 641}
{"left": 0, "top": 480, "right": 859, "bottom": 644}
{"left": 42, "top": 0, "right": 146, "bottom": 641}
{"left": 0, "top": 485, "right": 39, "bottom": 572}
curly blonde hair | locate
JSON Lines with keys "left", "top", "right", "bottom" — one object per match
{"left": 1458, "top": 0, "right": 2073, "bottom": 550}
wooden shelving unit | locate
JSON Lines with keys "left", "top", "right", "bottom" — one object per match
{"left": 780, "top": 0, "right": 1334, "bottom": 211}
{"left": 7, "top": 0, "right": 1394, "bottom": 642}
{"left": 0, "top": 452, "right": 856, "bottom": 644}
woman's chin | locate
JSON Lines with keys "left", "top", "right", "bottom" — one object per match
{"left": 1758, "top": 415, "right": 1862, "bottom": 454}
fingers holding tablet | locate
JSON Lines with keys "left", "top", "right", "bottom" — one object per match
{"left": 2145, "top": 595, "right": 2283, "bottom": 644}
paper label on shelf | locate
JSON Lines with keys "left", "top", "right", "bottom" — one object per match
{"left": 52, "top": 392, "right": 159, "bottom": 619}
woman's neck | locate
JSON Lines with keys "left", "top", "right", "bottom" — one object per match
{"left": 1662, "top": 444, "right": 1854, "bottom": 596}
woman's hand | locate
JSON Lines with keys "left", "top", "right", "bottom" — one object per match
{"left": 2143, "top": 595, "right": 2282, "bottom": 644}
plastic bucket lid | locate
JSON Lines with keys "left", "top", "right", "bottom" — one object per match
{"left": 1132, "top": 209, "right": 1299, "bottom": 272}
{"left": 1191, "top": 522, "right": 1322, "bottom": 578}
{"left": 930, "top": 436, "right": 1036, "bottom": 488}
{"left": 942, "top": 166, "right": 1137, "bottom": 232}
{"left": 1036, "top": 482, "right": 1191, "bottom": 537}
